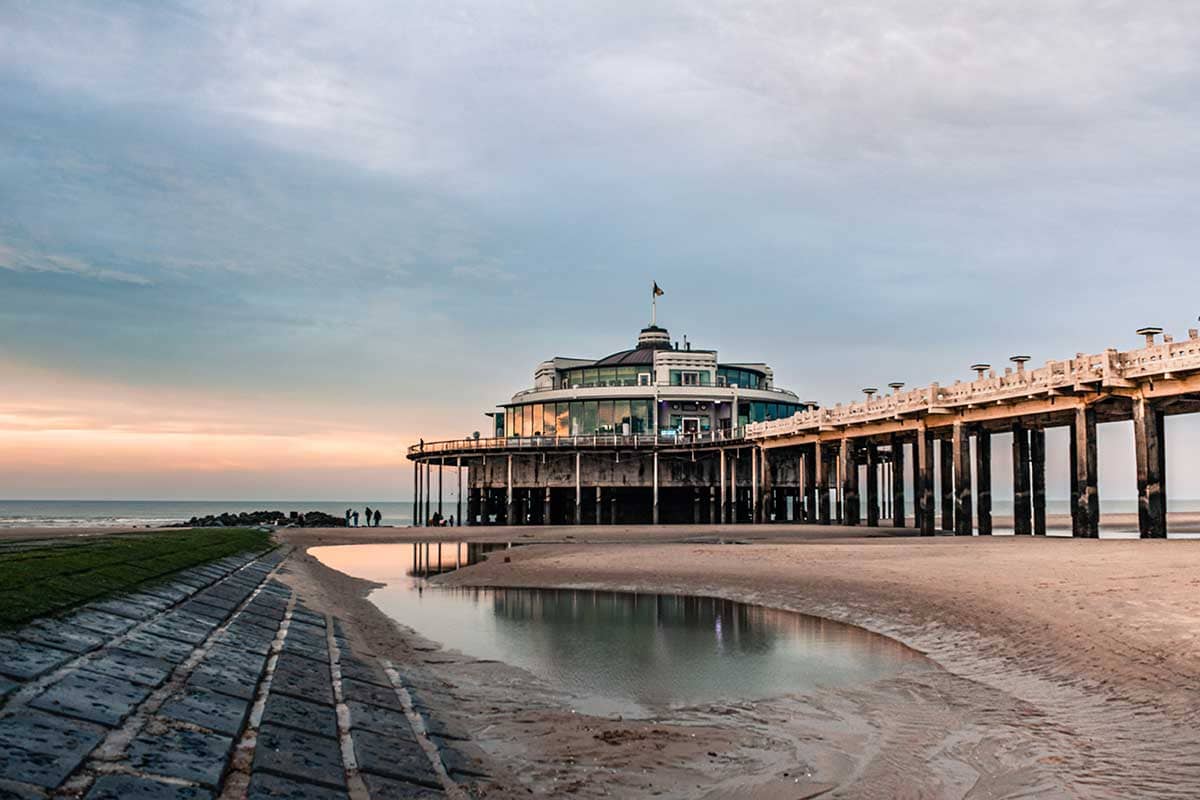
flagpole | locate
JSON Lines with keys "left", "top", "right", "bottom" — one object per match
{"left": 651, "top": 281, "right": 656, "bottom": 326}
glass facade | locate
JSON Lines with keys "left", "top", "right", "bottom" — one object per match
{"left": 507, "top": 399, "right": 653, "bottom": 437}
{"left": 738, "top": 401, "right": 801, "bottom": 425}
{"left": 561, "top": 366, "right": 652, "bottom": 388}
{"left": 717, "top": 367, "right": 764, "bottom": 390}
{"left": 668, "top": 369, "right": 712, "bottom": 386}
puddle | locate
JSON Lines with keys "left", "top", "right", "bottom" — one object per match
{"left": 313, "top": 542, "right": 932, "bottom": 717}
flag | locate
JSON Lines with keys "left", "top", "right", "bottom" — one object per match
{"left": 653, "top": 281, "right": 664, "bottom": 297}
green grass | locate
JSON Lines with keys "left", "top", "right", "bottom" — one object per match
{"left": 0, "top": 528, "right": 273, "bottom": 629}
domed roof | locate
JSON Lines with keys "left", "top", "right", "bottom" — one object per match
{"left": 592, "top": 347, "right": 657, "bottom": 366}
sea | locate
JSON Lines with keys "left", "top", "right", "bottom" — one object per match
{"left": 1, "top": 499, "right": 1197, "bottom": 531}
{"left": 0, "top": 500, "right": 418, "bottom": 529}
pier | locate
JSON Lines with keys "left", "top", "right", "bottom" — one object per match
{"left": 409, "top": 324, "right": 1200, "bottom": 537}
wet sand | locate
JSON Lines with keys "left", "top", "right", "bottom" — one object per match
{"left": 11, "top": 522, "right": 1200, "bottom": 796}
{"left": 271, "top": 525, "right": 1200, "bottom": 798}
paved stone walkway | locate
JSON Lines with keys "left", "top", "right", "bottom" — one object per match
{"left": 0, "top": 547, "right": 490, "bottom": 799}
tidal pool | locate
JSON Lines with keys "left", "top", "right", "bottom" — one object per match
{"left": 313, "top": 542, "right": 931, "bottom": 717}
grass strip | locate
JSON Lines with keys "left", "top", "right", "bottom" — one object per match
{"left": 0, "top": 528, "right": 273, "bottom": 629}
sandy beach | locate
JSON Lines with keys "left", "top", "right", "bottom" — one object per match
{"left": 7, "top": 522, "right": 1200, "bottom": 797}
{"left": 261, "top": 524, "right": 1200, "bottom": 799}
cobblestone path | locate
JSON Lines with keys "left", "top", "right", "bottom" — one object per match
{"left": 0, "top": 547, "right": 490, "bottom": 799}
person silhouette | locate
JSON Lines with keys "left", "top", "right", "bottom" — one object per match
{"left": 365, "top": 506, "right": 372, "bottom": 527}
{"left": 352, "top": 511, "right": 360, "bottom": 527}
{"left": 344, "top": 508, "right": 351, "bottom": 527}
{"left": 373, "top": 508, "right": 382, "bottom": 527}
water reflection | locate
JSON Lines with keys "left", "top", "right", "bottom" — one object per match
{"left": 312, "top": 543, "right": 931, "bottom": 717}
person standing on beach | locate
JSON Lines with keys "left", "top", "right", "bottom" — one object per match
{"left": 345, "top": 508, "right": 351, "bottom": 527}
{"left": 352, "top": 510, "right": 359, "bottom": 527}
{"left": 373, "top": 508, "right": 382, "bottom": 527}
{"left": 365, "top": 506, "right": 372, "bottom": 527}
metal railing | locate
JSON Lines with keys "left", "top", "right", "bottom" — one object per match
{"left": 408, "top": 427, "right": 748, "bottom": 457}
{"left": 746, "top": 328, "right": 1200, "bottom": 440}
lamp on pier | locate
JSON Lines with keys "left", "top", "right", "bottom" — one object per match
{"left": 1136, "top": 326, "right": 1163, "bottom": 346}
{"left": 862, "top": 388, "right": 877, "bottom": 402}
{"left": 888, "top": 382, "right": 905, "bottom": 394}
{"left": 1009, "top": 355, "right": 1031, "bottom": 374}
{"left": 970, "top": 363, "right": 991, "bottom": 379}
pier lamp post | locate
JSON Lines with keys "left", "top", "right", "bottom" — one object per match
{"left": 862, "top": 387, "right": 877, "bottom": 400}
{"left": 1136, "top": 326, "right": 1163, "bottom": 346}
{"left": 888, "top": 382, "right": 905, "bottom": 394}
{"left": 970, "top": 363, "right": 991, "bottom": 380}
{"left": 1010, "top": 355, "right": 1031, "bottom": 374}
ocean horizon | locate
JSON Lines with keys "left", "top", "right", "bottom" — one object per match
{"left": 3, "top": 498, "right": 1200, "bottom": 529}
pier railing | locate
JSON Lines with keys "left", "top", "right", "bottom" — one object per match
{"left": 748, "top": 328, "right": 1200, "bottom": 440}
{"left": 408, "top": 427, "right": 749, "bottom": 458}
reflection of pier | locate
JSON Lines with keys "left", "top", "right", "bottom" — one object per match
{"left": 408, "top": 541, "right": 508, "bottom": 577}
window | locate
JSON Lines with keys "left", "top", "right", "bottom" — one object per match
{"left": 544, "top": 404, "right": 556, "bottom": 437}
{"left": 598, "top": 400, "right": 614, "bottom": 433}
{"left": 614, "top": 399, "right": 631, "bottom": 435}
{"left": 631, "top": 400, "right": 650, "bottom": 433}
{"left": 581, "top": 401, "right": 598, "bottom": 434}
{"left": 556, "top": 403, "right": 570, "bottom": 437}
{"left": 638, "top": 372, "right": 652, "bottom": 386}
{"left": 569, "top": 401, "right": 583, "bottom": 434}
{"left": 524, "top": 405, "right": 535, "bottom": 436}
{"left": 682, "top": 371, "right": 699, "bottom": 386}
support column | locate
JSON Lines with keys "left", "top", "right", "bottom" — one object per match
{"left": 693, "top": 487, "right": 701, "bottom": 524}
{"left": 805, "top": 445, "right": 819, "bottom": 523}
{"left": 762, "top": 450, "right": 773, "bottom": 522}
{"left": 596, "top": 486, "right": 602, "bottom": 525}
{"left": 456, "top": 457, "right": 463, "bottom": 526}
{"left": 544, "top": 486, "right": 552, "bottom": 526}
{"left": 1031, "top": 428, "right": 1047, "bottom": 536}
{"left": 841, "top": 438, "right": 860, "bottom": 525}
{"left": 953, "top": 421, "right": 973, "bottom": 535}
{"left": 1073, "top": 407, "right": 1100, "bottom": 538}
{"left": 574, "top": 451, "right": 582, "bottom": 525}
{"left": 918, "top": 426, "right": 935, "bottom": 536}
{"left": 424, "top": 462, "right": 431, "bottom": 526}
{"left": 1069, "top": 422, "right": 1080, "bottom": 534}
{"left": 751, "top": 447, "right": 759, "bottom": 524}
{"left": 975, "top": 429, "right": 992, "bottom": 535}
{"left": 816, "top": 442, "right": 831, "bottom": 525}
{"left": 715, "top": 450, "right": 724, "bottom": 525}
{"left": 506, "top": 454, "right": 514, "bottom": 526}
{"left": 891, "top": 435, "right": 906, "bottom": 528}
{"left": 939, "top": 438, "right": 954, "bottom": 532}
{"left": 1133, "top": 396, "right": 1167, "bottom": 538}
{"left": 866, "top": 442, "right": 880, "bottom": 527}
{"left": 730, "top": 452, "right": 738, "bottom": 523}
{"left": 709, "top": 485, "right": 717, "bottom": 524}
{"left": 468, "top": 487, "right": 480, "bottom": 526}
{"left": 652, "top": 452, "right": 660, "bottom": 525}
{"left": 1012, "top": 423, "right": 1032, "bottom": 535}
{"left": 438, "top": 457, "right": 444, "bottom": 519}
{"left": 413, "top": 461, "right": 421, "bottom": 527}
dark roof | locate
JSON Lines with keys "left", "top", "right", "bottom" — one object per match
{"left": 592, "top": 348, "right": 656, "bottom": 366}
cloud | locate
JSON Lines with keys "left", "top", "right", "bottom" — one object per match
{"left": 0, "top": 241, "right": 151, "bottom": 286}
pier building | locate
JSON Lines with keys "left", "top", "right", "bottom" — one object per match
{"left": 408, "top": 322, "right": 814, "bottom": 525}
{"left": 410, "top": 319, "right": 1200, "bottom": 538}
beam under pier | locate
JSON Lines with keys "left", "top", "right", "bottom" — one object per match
{"left": 975, "top": 429, "right": 992, "bottom": 535}
{"left": 891, "top": 435, "right": 905, "bottom": 528}
{"left": 841, "top": 438, "right": 860, "bottom": 525}
{"left": 866, "top": 442, "right": 880, "bottom": 527}
{"left": 953, "top": 421, "right": 973, "bottom": 535}
{"left": 1031, "top": 428, "right": 1047, "bottom": 536}
{"left": 1133, "top": 395, "right": 1167, "bottom": 538}
{"left": 940, "top": 438, "right": 954, "bottom": 532}
{"left": 1012, "top": 423, "right": 1032, "bottom": 535}
{"left": 918, "top": 427, "right": 935, "bottom": 536}
{"left": 1073, "top": 406, "right": 1100, "bottom": 538}
{"left": 816, "top": 442, "right": 831, "bottom": 525}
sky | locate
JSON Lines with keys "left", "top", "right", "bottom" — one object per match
{"left": 2, "top": 1, "right": 1199, "bottom": 501}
